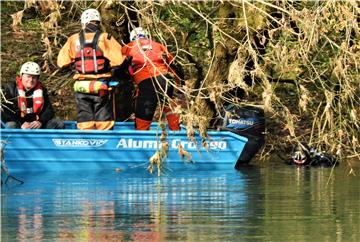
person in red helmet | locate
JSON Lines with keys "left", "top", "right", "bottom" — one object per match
{"left": 57, "top": 8, "right": 126, "bottom": 130}
{"left": 122, "top": 27, "right": 184, "bottom": 131}
{"left": 1, "top": 61, "right": 64, "bottom": 129}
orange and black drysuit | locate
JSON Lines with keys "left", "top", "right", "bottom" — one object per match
{"left": 57, "top": 24, "right": 125, "bottom": 130}
{"left": 122, "top": 38, "right": 181, "bottom": 130}
{"left": 1, "top": 79, "right": 64, "bottom": 129}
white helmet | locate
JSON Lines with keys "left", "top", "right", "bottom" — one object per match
{"left": 20, "top": 61, "right": 41, "bottom": 76}
{"left": 81, "top": 8, "right": 101, "bottom": 27}
{"left": 130, "top": 27, "right": 148, "bottom": 41}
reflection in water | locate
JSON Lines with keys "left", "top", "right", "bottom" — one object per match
{"left": 1, "top": 163, "right": 360, "bottom": 241}
{"left": 259, "top": 164, "right": 360, "bottom": 242}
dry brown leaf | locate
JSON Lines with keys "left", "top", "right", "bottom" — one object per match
{"left": 10, "top": 10, "right": 24, "bottom": 31}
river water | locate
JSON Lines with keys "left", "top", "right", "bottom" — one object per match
{"left": 1, "top": 161, "right": 359, "bottom": 241}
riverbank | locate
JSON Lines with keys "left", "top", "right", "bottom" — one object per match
{"left": 1, "top": 1, "right": 359, "bottom": 164}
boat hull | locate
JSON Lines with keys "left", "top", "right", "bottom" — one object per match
{"left": 1, "top": 122, "right": 248, "bottom": 172}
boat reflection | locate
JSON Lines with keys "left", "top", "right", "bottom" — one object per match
{"left": 5, "top": 164, "right": 358, "bottom": 241}
{"left": 2, "top": 168, "right": 250, "bottom": 241}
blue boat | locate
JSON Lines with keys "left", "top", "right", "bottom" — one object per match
{"left": 1, "top": 106, "right": 265, "bottom": 173}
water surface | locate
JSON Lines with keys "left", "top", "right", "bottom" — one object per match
{"left": 2, "top": 162, "right": 360, "bottom": 241}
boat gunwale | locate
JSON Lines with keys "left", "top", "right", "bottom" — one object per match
{"left": 1, "top": 122, "right": 248, "bottom": 143}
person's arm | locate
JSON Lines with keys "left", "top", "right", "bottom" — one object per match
{"left": 101, "top": 34, "right": 126, "bottom": 68}
{"left": 160, "top": 45, "right": 174, "bottom": 64}
{"left": 161, "top": 45, "right": 185, "bottom": 81}
{"left": 121, "top": 43, "right": 130, "bottom": 57}
{"left": 57, "top": 35, "right": 77, "bottom": 68}
{"left": 170, "top": 60, "right": 185, "bottom": 80}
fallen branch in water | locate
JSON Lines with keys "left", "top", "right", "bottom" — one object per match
{"left": 1, "top": 141, "right": 24, "bottom": 186}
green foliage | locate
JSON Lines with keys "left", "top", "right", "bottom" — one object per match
{"left": 22, "top": 18, "right": 42, "bottom": 30}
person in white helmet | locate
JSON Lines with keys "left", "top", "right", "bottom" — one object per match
{"left": 57, "top": 8, "right": 127, "bottom": 130}
{"left": 1, "top": 61, "right": 64, "bottom": 129}
{"left": 122, "top": 27, "right": 184, "bottom": 130}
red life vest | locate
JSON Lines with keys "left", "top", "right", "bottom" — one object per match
{"left": 16, "top": 76, "right": 44, "bottom": 118}
{"left": 74, "top": 30, "right": 110, "bottom": 74}
{"left": 125, "top": 39, "right": 172, "bottom": 84}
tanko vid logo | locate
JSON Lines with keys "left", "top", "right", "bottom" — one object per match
{"left": 52, "top": 139, "right": 108, "bottom": 147}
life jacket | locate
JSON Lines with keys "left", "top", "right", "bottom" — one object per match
{"left": 74, "top": 30, "right": 110, "bottom": 74}
{"left": 16, "top": 76, "right": 44, "bottom": 118}
{"left": 125, "top": 39, "right": 171, "bottom": 84}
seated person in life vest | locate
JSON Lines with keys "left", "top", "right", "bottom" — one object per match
{"left": 1, "top": 61, "right": 64, "bottom": 129}
{"left": 122, "top": 27, "right": 184, "bottom": 131}
{"left": 57, "top": 8, "right": 126, "bottom": 130}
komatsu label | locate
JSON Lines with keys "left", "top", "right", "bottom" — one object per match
{"left": 228, "top": 118, "right": 254, "bottom": 126}
{"left": 116, "top": 138, "right": 227, "bottom": 150}
{"left": 52, "top": 139, "right": 108, "bottom": 147}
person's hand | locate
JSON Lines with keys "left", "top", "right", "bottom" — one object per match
{"left": 29, "top": 120, "right": 42, "bottom": 129}
{"left": 21, "top": 122, "right": 31, "bottom": 129}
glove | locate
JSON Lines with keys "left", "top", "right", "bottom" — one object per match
{"left": 170, "top": 62, "right": 185, "bottom": 80}
{"left": 58, "top": 65, "right": 72, "bottom": 75}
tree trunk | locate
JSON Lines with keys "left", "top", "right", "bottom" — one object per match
{"left": 192, "top": 2, "right": 242, "bottom": 127}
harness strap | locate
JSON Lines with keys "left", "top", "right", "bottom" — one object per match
{"left": 79, "top": 30, "right": 86, "bottom": 74}
{"left": 92, "top": 31, "right": 102, "bottom": 73}
{"left": 78, "top": 30, "right": 102, "bottom": 74}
